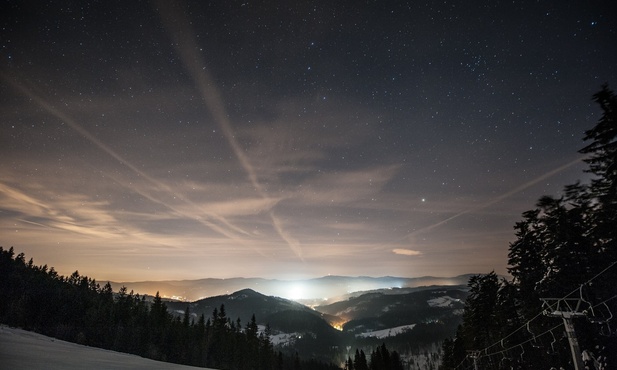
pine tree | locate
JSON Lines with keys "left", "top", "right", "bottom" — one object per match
{"left": 445, "top": 85, "right": 617, "bottom": 369}
{"left": 354, "top": 349, "right": 369, "bottom": 370}
{"left": 579, "top": 84, "right": 617, "bottom": 302}
{"left": 580, "top": 85, "right": 617, "bottom": 211}
{"left": 181, "top": 306, "right": 190, "bottom": 327}
{"left": 345, "top": 356, "right": 355, "bottom": 370}
{"left": 294, "top": 352, "right": 302, "bottom": 370}
{"left": 460, "top": 272, "right": 500, "bottom": 349}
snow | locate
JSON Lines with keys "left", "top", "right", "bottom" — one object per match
{"left": 356, "top": 324, "right": 416, "bottom": 339}
{"left": 427, "top": 296, "right": 461, "bottom": 307}
{"left": 228, "top": 293, "right": 248, "bottom": 300}
{"left": 0, "top": 325, "right": 209, "bottom": 370}
{"left": 257, "top": 325, "right": 300, "bottom": 347}
{"left": 270, "top": 332, "right": 300, "bottom": 346}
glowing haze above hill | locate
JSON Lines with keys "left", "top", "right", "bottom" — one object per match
{"left": 1, "top": 1, "right": 615, "bottom": 281}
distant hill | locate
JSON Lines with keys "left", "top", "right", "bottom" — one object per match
{"left": 312, "top": 286, "right": 469, "bottom": 367}
{"left": 166, "top": 288, "right": 319, "bottom": 326}
{"left": 164, "top": 288, "right": 345, "bottom": 363}
{"left": 1, "top": 246, "right": 470, "bottom": 368}
{"left": 111, "top": 276, "right": 473, "bottom": 365}
{"left": 314, "top": 287, "right": 468, "bottom": 333}
{"left": 110, "top": 274, "right": 475, "bottom": 302}
{"left": 162, "top": 285, "right": 469, "bottom": 364}
{"left": 166, "top": 288, "right": 342, "bottom": 341}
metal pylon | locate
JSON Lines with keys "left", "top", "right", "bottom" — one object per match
{"left": 541, "top": 298, "right": 586, "bottom": 370}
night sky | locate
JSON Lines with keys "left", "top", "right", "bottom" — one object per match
{"left": 1, "top": 1, "right": 616, "bottom": 282}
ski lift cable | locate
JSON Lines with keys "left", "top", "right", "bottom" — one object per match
{"left": 453, "top": 355, "right": 468, "bottom": 369}
{"left": 479, "top": 323, "right": 564, "bottom": 360}
{"left": 592, "top": 293, "right": 617, "bottom": 308}
{"left": 474, "top": 261, "right": 617, "bottom": 354}
{"left": 452, "top": 355, "right": 471, "bottom": 370}
{"left": 561, "top": 260, "right": 617, "bottom": 301}
{"left": 478, "top": 294, "right": 617, "bottom": 360}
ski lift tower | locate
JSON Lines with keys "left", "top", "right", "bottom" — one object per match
{"left": 540, "top": 298, "right": 586, "bottom": 370}
{"left": 466, "top": 350, "right": 480, "bottom": 370}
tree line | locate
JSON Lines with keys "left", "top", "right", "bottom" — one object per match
{"left": 0, "top": 246, "right": 339, "bottom": 370}
{"left": 440, "top": 86, "right": 617, "bottom": 369}
{"left": 0, "top": 245, "right": 404, "bottom": 369}
{"left": 344, "top": 344, "right": 405, "bottom": 370}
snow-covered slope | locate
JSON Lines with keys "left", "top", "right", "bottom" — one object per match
{"left": 0, "top": 326, "right": 208, "bottom": 370}
{"left": 427, "top": 295, "right": 462, "bottom": 307}
{"left": 356, "top": 324, "right": 417, "bottom": 339}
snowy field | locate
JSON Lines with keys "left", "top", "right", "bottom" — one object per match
{"left": 355, "top": 324, "right": 416, "bottom": 339}
{"left": 426, "top": 296, "right": 461, "bottom": 307}
{"left": 0, "top": 325, "right": 209, "bottom": 370}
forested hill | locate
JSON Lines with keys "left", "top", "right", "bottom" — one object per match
{"left": 0, "top": 246, "right": 411, "bottom": 370}
{"left": 166, "top": 288, "right": 321, "bottom": 326}
{"left": 0, "top": 246, "right": 341, "bottom": 370}
{"left": 439, "top": 86, "right": 617, "bottom": 369}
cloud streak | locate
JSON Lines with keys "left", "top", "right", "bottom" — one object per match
{"left": 399, "top": 156, "right": 584, "bottom": 240}
{"left": 1, "top": 74, "right": 253, "bottom": 243}
{"left": 155, "top": 1, "right": 304, "bottom": 260}
{"left": 393, "top": 249, "right": 423, "bottom": 256}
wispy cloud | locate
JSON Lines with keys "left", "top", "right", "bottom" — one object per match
{"left": 155, "top": 1, "right": 309, "bottom": 260}
{"left": 295, "top": 165, "right": 401, "bottom": 204}
{"left": 1, "top": 74, "right": 257, "bottom": 244}
{"left": 398, "top": 156, "right": 584, "bottom": 239}
{"left": 392, "top": 248, "right": 423, "bottom": 256}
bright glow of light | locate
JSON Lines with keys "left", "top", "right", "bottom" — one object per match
{"left": 287, "top": 284, "right": 305, "bottom": 300}
{"left": 328, "top": 319, "right": 348, "bottom": 331}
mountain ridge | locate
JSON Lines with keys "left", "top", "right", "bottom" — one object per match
{"left": 164, "top": 284, "right": 468, "bottom": 364}
{"left": 109, "top": 274, "right": 476, "bottom": 302}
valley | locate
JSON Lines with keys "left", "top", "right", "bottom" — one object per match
{"left": 161, "top": 282, "right": 469, "bottom": 366}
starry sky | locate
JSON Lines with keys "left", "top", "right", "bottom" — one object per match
{"left": 1, "top": 1, "right": 616, "bottom": 282}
